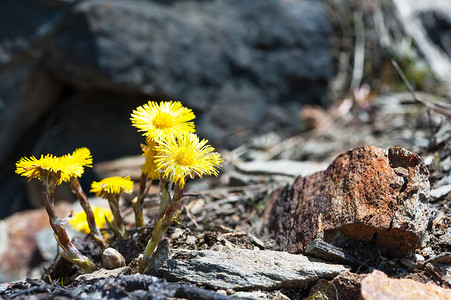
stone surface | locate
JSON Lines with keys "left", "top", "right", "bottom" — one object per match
{"left": 360, "top": 269, "right": 451, "bottom": 300}
{"left": 0, "top": 1, "right": 72, "bottom": 218}
{"left": 423, "top": 253, "right": 451, "bottom": 287}
{"left": 262, "top": 145, "right": 431, "bottom": 257}
{"left": 45, "top": 0, "right": 331, "bottom": 148}
{"left": 430, "top": 184, "right": 451, "bottom": 201}
{"left": 74, "top": 266, "right": 130, "bottom": 282}
{"left": 158, "top": 248, "right": 350, "bottom": 290}
{"left": 308, "top": 271, "right": 364, "bottom": 300}
{"left": 305, "top": 239, "right": 368, "bottom": 269}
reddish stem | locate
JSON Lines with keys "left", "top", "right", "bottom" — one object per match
{"left": 70, "top": 178, "right": 107, "bottom": 248}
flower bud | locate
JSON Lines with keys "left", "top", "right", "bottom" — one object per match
{"left": 102, "top": 247, "right": 126, "bottom": 269}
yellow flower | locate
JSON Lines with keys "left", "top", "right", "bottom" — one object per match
{"left": 15, "top": 148, "right": 92, "bottom": 184}
{"left": 90, "top": 176, "right": 134, "bottom": 198}
{"left": 61, "top": 148, "right": 92, "bottom": 168}
{"left": 69, "top": 207, "right": 113, "bottom": 234}
{"left": 155, "top": 132, "right": 222, "bottom": 188}
{"left": 16, "top": 154, "right": 55, "bottom": 180}
{"left": 130, "top": 101, "right": 195, "bottom": 142}
{"left": 59, "top": 147, "right": 93, "bottom": 182}
{"left": 141, "top": 140, "right": 159, "bottom": 180}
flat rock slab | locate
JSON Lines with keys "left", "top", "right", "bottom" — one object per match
{"left": 158, "top": 248, "right": 350, "bottom": 290}
{"left": 262, "top": 145, "right": 431, "bottom": 257}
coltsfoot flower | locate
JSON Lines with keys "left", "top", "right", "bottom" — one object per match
{"left": 141, "top": 140, "right": 159, "bottom": 180}
{"left": 130, "top": 101, "right": 195, "bottom": 142}
{"left": 91, "top": 176, "right": 134, "bottom": 197}
{"left": 15, "top": 148, "right": 97, "bottom": 273}
{"left": 15, "top": 147, "right": 92, "bottom": 184}
{"left": 91, "top": 176, "right": 134, "bottom": 239}
{"left": 154, "top": 132, "right": 223, "bottom": 188}
{"left": 69, "top": 207, "right": 113, "bottom": 235}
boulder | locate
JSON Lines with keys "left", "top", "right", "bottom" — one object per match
{"left": 45, "top": 0, "right": 332, "bottom": 147}
{"left": 262, "top": 146, "right": 431, "bottom": 257}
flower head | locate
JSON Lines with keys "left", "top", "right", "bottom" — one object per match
{"left": 61, "top": 148, "right": 92, "bottom": 168}
{"left": 69, "top": 207, "right": 113, "bottom": 234}
{"left": 155, "top": 132, "right": 222, "bottom": 188}
{"left": 130, "top": 101, "right": 195, "bottom": 142}
{"left": 16, "top": 154, "right": 56, "bottom": 181}
{"left": 141, "top": 140, "right": 159, "bottom": 180}
{"left": 16, "top": 148, "right": 93, "bottom": 184}
{"left": 59, "top": 147, "right": 93, "bottom": 182}
{"left": 91, "top": 176, "right": 134, "bottom": 198}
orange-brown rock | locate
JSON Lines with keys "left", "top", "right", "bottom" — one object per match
{"left": 262, "top": 146, "right": 430, "bottom": 257}
{"left": 308, "top": 271, "right": 364, "bottom": 300}
{"left": 360, "top": 270, "right": 451, "bottom": 300}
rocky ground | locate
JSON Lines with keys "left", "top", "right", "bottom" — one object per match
{"left": 1, "top": 91, "right": 451, "bottom": 299}
{"left": 1, "top": 0, "right": 451, "bottom": 299}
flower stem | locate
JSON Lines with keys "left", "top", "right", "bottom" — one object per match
{"left": 139, "top": 184, "right": 184, "bottom": 273}
{"left": 43, "top": 176, "right": 96, "bottom": 273}
{"left": 156, "top": 178, "right": 171, "bottom": 224}
{"left": 70, "top": 178, "right": 107, "bottom": 248}
{"left": 132, "top": 173, "right": 148, "bottom": 230}
{"left": 106, "top": 194, "right": 128, "bottom": 239}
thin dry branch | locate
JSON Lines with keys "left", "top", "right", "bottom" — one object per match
{"left": 392, "top": 59, "right": 451, "bottom": 118}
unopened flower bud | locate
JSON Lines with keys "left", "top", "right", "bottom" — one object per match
{"left": 102, "top": 247, "right": 125, "bottom": 269}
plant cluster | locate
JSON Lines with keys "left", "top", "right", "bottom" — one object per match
{"left": 16, "top": 101, "right": 222, "bottom": 274}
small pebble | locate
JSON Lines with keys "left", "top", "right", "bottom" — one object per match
{"left": 185, "top": 235, "right": 197, "bottom": 245}
{"left": 421, "top": 246, "right": 434, "bottom": 258}
{"left": 413, "top": 253, "right": 425, "bottom": 263}
{"left": 171, "top": 228, "right": 184, "bottom": 239}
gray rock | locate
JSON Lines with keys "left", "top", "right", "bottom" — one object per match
{"left": 144, "top": 239, "right": 171, "bottom": 275}
{"left": 305, "top": 239, "right": 369, "bottom": 270}
{"left": 430, "top": 184, "right": 451, "bottom": 201}
{"left": 48, "top": 0, "right": 332, "bottom": 97}
{"left": 45, "top": 0, "right": 332, "bottom": 147}
{"left": 159, "top": 248, "right": 350, "bottom": 290}
{"left": 0, "top": 0, "right": 71, "bottom": 163}
{"left": 0, "top": 0, "right": 73, "bottom": 67}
